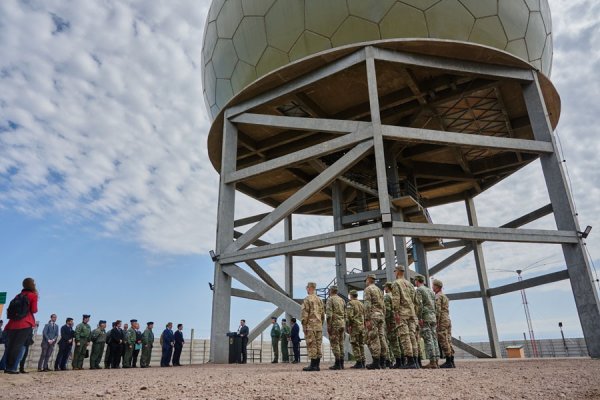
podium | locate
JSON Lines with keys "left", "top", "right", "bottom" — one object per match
{"left": 226, "top": 332, "right": 242, "bottom": 364}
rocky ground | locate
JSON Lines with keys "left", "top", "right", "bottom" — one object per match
{"left": 1, "top": 358, "right": 599, "bottom": 399}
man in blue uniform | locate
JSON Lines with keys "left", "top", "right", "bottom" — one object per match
{"left": 173, "top": 324, "right": 185, "bottom": 366}
{"left": 54, "top": 317, "right": 74, "bottom": 371}
{"left": 238, "top": 320, "right": 249, "bottom": 364}
{"left": 161, "top": 322, "right": 175, "bottom": 367}
{"left": 290, "top": 317, "right": 301, "bottom": 364}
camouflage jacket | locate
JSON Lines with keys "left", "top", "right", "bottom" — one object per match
{"left": 345, "top": 299, "right": 365, "bottom": 330}
{"left": 326, "top": 294, "right": 346, "bottom": 329}
{"left": 384, "top": 293, "right": 396, "bottom": 327}
{"left": 363, "top": 284, "right": 384, "bottom": 320}
{"left": 436, "top": 292, "right": 451, "bottom": 327}
{"left": 142, "top": 328, "right": 154, "bottom": 346}
{"left": 74, "top": 322, "right": 91, "bottom": 342}
{"left": 301, "top": 293, "right": 325, "bottom": 331}
{"left": 90, "top": 328, "right": 107, "bottom": 344}
{"left": 126, "top": 328, "right": 137, "bottom": 346}
{"left": 391, "top": 278, "right": 416, "bottom": 318}
{"left": 415, "top": 285, "right": 437, "bottom": 323}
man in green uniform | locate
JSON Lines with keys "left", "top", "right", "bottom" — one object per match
{"left": 345, "top": 290, "right": 365, "bottom": 369}
{"left": 140, "top": 321, "right": 154, "bottom": 368}
{"left": 89, "top": 320, "right": 107, "bottom": 369}
{"left": 433, "top": 279, "right": 455, "bottom": 368}
{"left": 123, "top": 319, "right": 137, "bottom": 368}
{"left": 415, "top": 275, "right": 440, "bottom": 368}
{"left": 384, "top": 282, "right": 402, "bottom": 368}
{"left": 364, "top": 274, "right": 388, "bottom": 369}
{"left": 325, "top": 285, "right": 346, "bottom": 370}
{"left": 280, "top": 319, "right": 291, "bottom": 363}
{"left": 391, "top": 265, "right": 418, "bottom": 369}
{"left": 72, "top": 314, "right": 91, "bottom": 370}
{"left": 270, "top": 316, "right": 281, "bottom": 363}
{"left": 301, "top": 281, "right": 325, "bottom": 372}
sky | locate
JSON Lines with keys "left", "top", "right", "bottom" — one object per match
{"left": 1, "top": 0, "right": 599, "bottom": 344}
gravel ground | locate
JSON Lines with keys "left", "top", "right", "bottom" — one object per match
{"left": 2, "top": 358, "right": 599, "bottom": 399}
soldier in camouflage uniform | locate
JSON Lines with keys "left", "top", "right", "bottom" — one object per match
{"left": 123, "top": 319, "right": 137, "bottom": 368}
{"left": 89, "top": 320, "right": 107, "bottom": 369}
{"left": 391, "top": 265, "right": 418, "bottom": 369}
{"left": 140, "top": 322, "right": 154, "bottom": 368}
{"left": 280, "top": 319, "right": 291, "bottom": 363}
{"left": 363, "top": 274, "right": 388, "bottom": 369}
{"left": 433, "top": 279, "right": 455, "bottom": 368}
{"left": 72, "top": 314, "right": 91, "bottom": 370}
{"left": 325, "top": 285, "right": 346, "bottom": 370}
{"left": 345, "top": 290, "right": 365, "bottom": 369}
{"left": 384, "top": 282, "right": 402, "bottom": 368}
{"left": 301, "top": 281, "right": 325, "bottom": 372}
{"left": 415, "top": 275, "right": 440, "bottom": 368}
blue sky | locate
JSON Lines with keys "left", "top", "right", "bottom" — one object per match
{"left": 1, "top": 0, "right": 600, "bottom": 343}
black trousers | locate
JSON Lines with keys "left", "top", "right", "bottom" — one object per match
{"left": 292, "top": 340, "right": 300, "bottom": 362}
{"left": 173, "top": 344, "right": 183, "bottom": 366}
{"left": 109, "top": 343, "right": 122, "bottom": 368}
{"left": 5, "top": 328, "right": 32, "bottom": 372}
{"left": 132, "top": 349, "right": 140, "bottom": 367}
{"left": 241, "top": 338, "right": 248, "bottom": 363}
{"left": 54, "top": 342, "right": 71, "bottom": 370}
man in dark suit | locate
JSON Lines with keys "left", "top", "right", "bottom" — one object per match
{"left": 109, "top": 320, "right": 125, "bottom": 369}
{"left": 172, "top": 324, "right": 185, "bottom": 366}
{"left": 54, "top": 317, "right": 74, "bottom": 371}
{"left": 290, "top": 317, "right": 301, "bottom": 364}
{"left": 238, "top": 320, "right": 249, "bottom": 364}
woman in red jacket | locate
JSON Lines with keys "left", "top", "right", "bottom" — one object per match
{"left": 4, "top": 278, "right": 38, "bottom": 374}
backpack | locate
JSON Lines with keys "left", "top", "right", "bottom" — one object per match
{"left": 7, "top": 293, "right": 30, "bottom": 321}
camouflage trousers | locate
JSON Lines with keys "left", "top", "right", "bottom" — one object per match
{"left": 386, "top": 323, "right": 401, "bottom": 360}
{"left": 396, "top": 318, "right": 413, "bottom": 357}
{"left": 349, "top": 327, "right": 365, "bottom": 362}
{"left": 409, "top": 318, "right": 419, "bottom": 358}
{"left": 366, "top": 316, "right": 388, "bottom": 358}
{"left": 305, "top": 330, "right": 323, "bottom": 359}
{"left": 421, "top": 321, "right": 440, "bottom": 361}
{"left": 329, "top": 327, "right": 345, "bottom": 359}
{"left": 437, "top": 322, "right": 454, "bottom": 357}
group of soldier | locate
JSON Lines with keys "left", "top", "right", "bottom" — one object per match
{"left": 300, "top": 264, "right": 455, "bottom": 371}
{"left": 44, "top": 317, "right": 160, "bottom": 371}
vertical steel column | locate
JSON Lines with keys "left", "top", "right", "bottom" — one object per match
{"left": 332, "top": 181, "right": 349, "bottom": 296}
{"left": 523, "top": 75, "right": 600, "bottom": 358}
{"left": 385, "top": 149, "right": 410, "bottom": 269}
{"left": 210, "top": 118, "right": 237, "bottom": 363}
{"left": 358, "top": 192, "right": 372, "bottom": 272}
{"left": 366, "top": 49, "right": 395, "bottom": 282}
{"left": 284, "top": 215, "right": 294, "bottom": 322}
{"left": 465, "top": 197, "right": 501, "bottom": 358}
{"left": 413, "top": 238, "right": 429, "bottom": 282}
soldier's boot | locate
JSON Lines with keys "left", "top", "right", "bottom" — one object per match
{"left": 417, "top": 356, "right": 422, "bottom": 368}
{"left": 366, "top": 357, "right": 380, "bottom": 370}
{"left": 315, "top": 358, "right": 321, "bottom": 371}
{"left": 393, "top": 357, "right": 402, "bottom": 369}
{"left": 329, "top": 359, "right": 341, "bottom": 370}
{"left": 380, "top": 357, "right": 387, "bottom": 369}
{"left": 340, "top": 359, "right": 344, "bottom": 369}
{"left": 422, "top": 359, "right": 438, "bottom": 369}
{"left": 450, "top": 356, "right": 456, "bottom": 368}
{"left": 439, "top": 357, "right": 452, "bottom": 368}
{"left": 351, "top": 360, "right": 362, "bottom": 369}
{"left": 303, "top": 359, "right": 316, "bottom": 371}
{"left": 401, "top": 357, "right": 418, "bottom": 369}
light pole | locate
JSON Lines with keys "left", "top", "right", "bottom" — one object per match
{"left": 558, "top": 322, "right": 569, "bottom": 357}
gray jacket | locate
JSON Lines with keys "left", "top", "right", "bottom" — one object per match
{"left": 42, "top": 322, "right": 59, "bottom": 343}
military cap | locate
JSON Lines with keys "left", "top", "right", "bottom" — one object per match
{"left": 414, "top": 275, "right": 425, "bottom": 283}
{"left": 271, "top": 316, "right": 277, "bottom": 320}
{"left": 99, "top": 320, "right": 106, "bottom": 324}
{"left": 394, "top": 264, "right": 405, "bottom": 272}
{"left": 349, "top": 289, "right": 358, "bottom": 296}
{"left": 282, "top": 318, "right": 287, "bottom": 322}
{"left": 365, "top": 274, "right": 376, "bottom": 281}
{"left": 147, "top": 321, "right": 154, "bottom": 325}
{"left": 432, "top": 279, "right": 443, "bottom": 288}
{"left": 307, "top": 282, "right": 317, "bottom": 288}
{"left": 130, "top": 319, "right": 137, "bottom": 323}
{"left": 83, "top": 314, "right": 91, "bottom": 319}
{"left": 384, "top": 282, "right": 393, "bottom": 289}
{"left": 329, "top": 285, "right": 338, "bottom": 292}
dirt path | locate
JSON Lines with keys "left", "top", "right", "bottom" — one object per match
{"left": 1, "top": 359, "right": 599, "bottom": 399}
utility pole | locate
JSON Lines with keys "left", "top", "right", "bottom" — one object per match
{"left": 517, "top": 269, "right": 539, "bottom": 357}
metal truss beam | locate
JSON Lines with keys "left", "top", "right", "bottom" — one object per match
{"left": 227, "top": 140, "right": 374, "bottom": 253}
{"left": 452, "top": 337, "right": 493, "bottom": 359}
{"left": 245, "top": 260, "right": 286, "bottom": 294}
{"left": 446, "top": 291, "right": 482, "bottom": 301}
{"left": 372, "top": 46, "right": 534, "bottom": 81}
{"left": 488, "top": 269, "right": 569, "bottom": 297}
{"left": 231, "top": 113, "right": 369, "bottom": 133}
{"left": 227, "top": 127, "right": 372, "bottom": 184}
{"left": 248, "top": 308, "right": 284, "bottom": 343}
{"left": 222, "top": 264, "right": 301, "bottom": 318}
{"left": 393, "top": 221, "right": 578, "bottom": 244}
{"left": 220, "top": 224, "right": 383, "bottom": 264}
{"left": 234, "top": 212, "right": 270, "bottom": 228}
